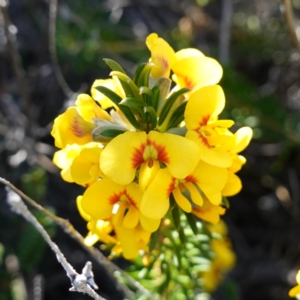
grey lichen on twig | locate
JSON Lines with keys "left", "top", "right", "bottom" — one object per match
{"left": 5, "top": 187, "right": 106, "bottom": 300}
{"left": 0, "top": 177, "right": 157, "bottom": 300}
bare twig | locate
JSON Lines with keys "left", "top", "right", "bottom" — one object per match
{"left": 6, "top": 187, "right": 105, "bottom": 300}
{"left": 0, "top": 177, "right": 157, "bottom": 300}
{"left": 0, "top": 0, "right": 32, "bottom": 133}
{"left": 281, "top": 0, "right": 300, "bottom": 52}
{"left": 49, "top": 0, "right": 75, "bottom": 99}
{"left": 219, "top": 0, "right": 233, "bottom": 65}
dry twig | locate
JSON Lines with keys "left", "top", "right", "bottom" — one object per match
{"left": 281, "top": 0, "right": 300, "bottom": 52}
{"left": 0, "top": 177, "right": 157, "bottom": 300}
{"left": 6, "top": 187, "right": 105, "bottom": 300}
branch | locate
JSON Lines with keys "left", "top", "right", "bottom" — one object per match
{"left": 49, "top": 0, "right": 75, "bottom": 99}
{"left": 219, "top": 0, "right": 233, "bottom": 65}
{"left": 0, "top": 0, "right": 32, "bottom": 133}
{"left": 281, "top": 0, "right": 300, "bottom": 52}
{"left": 0, "top": 177, "right": 157, "bottom": 300}
{"left": 5, "top": 187, "right": 105, "bottom": 300}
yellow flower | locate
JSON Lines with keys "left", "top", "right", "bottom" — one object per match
{"left": 185, "top": 85, "right": 234, "bottom": 168}
{"left": 80, "top": 179, "right": 160, "bottom": 232}
{"left": 146, "top": 33, "right": 176, "bottom": 80}
{"left": 91, "top": 77, "right": 125, "bottom": 110}
{"left": 289, "top": 270, "right": 300, "bottom": 297}
{"left": 100, "top": 131, "right": 200, "bottom": 186}
{"left": 141, "top": 160, "right": 227, "bottom": 219}
{"left": 113, "top": 224, "right": 151, "bottom": 260}
{"left": 51, "top": 94, "right": 111, "bottom": 148}
{"left": 172, "top": 48, "right": 223, "bottom": 92}
{"left": 53, "top": 142, "right": 104, "bottom": 187}
{"left": 192, "top": 199, "right": 226, "bottom": 224}
{"left": 146, "top": 33, "right": 223, "bottom": 91}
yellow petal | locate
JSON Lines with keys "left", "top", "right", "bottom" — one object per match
{"left": 222, "top": 171, "right": 242, "bottom": 197}
{"left": 193, "top": 201, "right": 225, "bottom": 224}
{"left": 146, "top": 33, "right": 176, "bottom": 79}
{"left": 231, "top": 126, "right": 253, "bottom": 154}
{"left": 206, "top": 193, "right": 222, "bottom": 205}
{"left": 75, "top": 94, "right": 111, "bottom": 121}
{"left": 172, "top": 56, "right": 222, "bottom": 91}
{"left": 139, "top": 160, "right": 160, "bottom": 191}
{"left": 184, "top": 182, "right": 203, "bottom": 206}
{"left": 71, "top": 147, "right": 102, "bottom": 186}
{"left": 76, "top": 196, "right": 91, "bottom": 221}
{"left": 123, "top": 206, "right": 140, "bottom": 229}
{"left": 84, "top": 232, "right": 99, "bottom": 246}
{"left": 229, "top": 154, "right": 246, "bottom": 173}
{"left": 91, "top": 78, "right": 124, "bottom": 110}
{"left": 190, "top": 160, "right": 228, "bottom": 196}
{"left": 51, "top": 107, "right": 95, "bottom": 148}
{"left": 114, "top": 225, "right": 139, "bottom": 260}
{"left": 100, "top": 131, "right": 148, "bottom": 185}
{"left": 81, "top": 179, "right": 121, "bottom": 220}
{"left": 148, "top": 131, "right": 200, "bottom": 179}
{"left": 175, "top": 48, "right": 204, "bottom": 60}
{"left": 141, "top": 168, "right": 173, "bottom": 219}
{"left": 289, "top": 284, "right": 300, "bottom": 297}
{"left": 185, "top": 85, "right": 225, "bottom": 130}
{"left": 173, "top": 188, "right": 192, "bottom": 213}
{"left": 140, "top": 214, "right": 160, "bottom": 232}
{"left": 186, "top": 131, "right": 232, "bottom": 168}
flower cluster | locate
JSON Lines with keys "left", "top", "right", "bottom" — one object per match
{"left": 51, "top": 33, "right": 252, "bottom": 259}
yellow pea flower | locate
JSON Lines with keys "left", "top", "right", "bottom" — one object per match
{"left": 100, "top": 131, "right": 200, "bottom": 186}
{"left": 146, "top": 33, "right": 176, "bottom": 80}
{"left": 172, "top": 48, "right": 223, "bottom": 92}
{"left": 113, "top": 224, "right": 151, "bottom": 260}
{"left": 192, "top": 199, "right": 226, "bottom": 224}
{"left": 51, "top": 94, "right": 111, "bottom": 148}
{"left": 80, "top": 179, "right": 160, "bottom": 232}
{"left": 146, "top": 33, "right": 223, "bottom": 92}
{"left": 141, "top": 160, "right": 227, "bottom": 220}
{"left": 185, "top": 85, "right": 234, "bottom": 168}
{"left": 53, "top": 142, "right": 104, "bottom": 187}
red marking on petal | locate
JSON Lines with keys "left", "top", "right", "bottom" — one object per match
{"left": 199, "top": 115, "right": 210, "bottom": 127}
{"left": 70, "top": 116, "right": 86, "bottom": 137}
{"left": 156, "top": 55, "right": 169, "bottom": 72}
{"left": 131, "top": 138, "right": 170, "bottom": 169}
{"left": 166, "top": 177, "right": 176, "bottom": 197}
{"left": 153, "top": 140, "right": 170, "bottom": 164}
{"left": 192, "top": 207, "right": 201, "bottom": 213}
{"left": 108, "top": 190, "right": 138, "bottom": 210}
{"left": 199, "top": 134, "right": 211, "bottom": 149}
{"left": 183, "top": 76, "right": 195, "bottom": 90}
{"left": 185, "top": 175, "right": 198, "bottom": 183}
{"left": 132, "top": 141, "right": 147, "bottom": 169}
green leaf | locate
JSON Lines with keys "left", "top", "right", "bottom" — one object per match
{"left": 119, "top": 97, "right": 144, "bottom": 114}
{"left": 103, "top": 58, "right": 126, "bottom": 74}
{"left": 178, "top": 226, "right": 186, "bottom": 245}
{"left": 139, "top": 86, "right": 152, "bottom": 97}
{"left": 171, "top": 197, "right": 181, "bottom": 230}
{"left": 138, "top": 63, "right": 154, "bottom": 87}
{"left": 96, "top": 86, "right": 122, "bottom": 106}
{"left": 119, "top": 106, "right": 140, "bottom": 129}
{"left": 110, "top": 71, "right": 141, "bottom": 100}
{"left": 184, "top": 212, "right": 198, "bottom": 235}
{"left": 167, "top": 101, "right": 188, "bottom": 130}
{"left": 144, "top": 106, "right": 157, "bottom": 130}
{"left": 99, "top": 129, "right": 126, "bottom": 138}
{"left": 158, "top": 88, "right": 189, "bottom": 126}
{"left": 149, "top": 229, "right": 160, "bottom": 252}
{"left": 151, "top": 85, "right": 160, "bottom": 111}
{"left": 222, "top": 196, "right": 230, "bottom": 208}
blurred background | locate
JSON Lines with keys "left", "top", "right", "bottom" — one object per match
{"left": 1, "top": 0, "right": 300, "bottom": 299}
